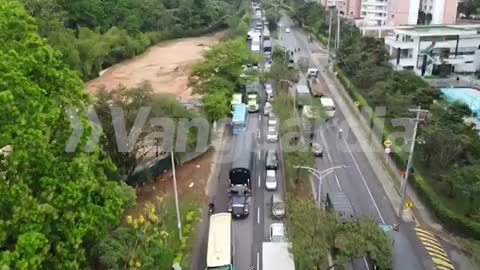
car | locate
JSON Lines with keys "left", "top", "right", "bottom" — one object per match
{"left": 228, "top": 192, "right": 251, "bottom": 219}
{"left": 252, "top": 63, "right": 260, "bottom": 72}
{"left": 267, "top": 126, "right": 278, "bottom": 142}
{"left": 268, "top": 114, "right": 278, "bottom": 126}
{"left": 264, "top": 62, "right": 271, "bottom": 72}
{"left": 265, "top": 83, "right": 273, "bottom": 96}
{"left": 312, "top": 142, "right": 323, "bottom": 157}
{"left": 288, "top": 59, "right": 294, "bottom": 69}
{"left": 269, "top": 223, "right": 286, "bottom": 242}
{"left": 270, "top": 193, "right": 285, "bottom": 219}
{"left": 307, "top": 68, "right": 319, "bottom": 78}
{"left": 265, "top": 169, "right": 277, "bottom": 190}
{"left": 265, "top": 150, "right": 278, "bottom": 170}
{"left": 264, "top": 102, "right": 273, "bottom": 116}
{"left": 285, "top": 27, "right": 291, "bottom": 33}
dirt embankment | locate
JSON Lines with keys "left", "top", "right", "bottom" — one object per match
{"left": 85, "top": 31, "right": 226, "bottom": 100}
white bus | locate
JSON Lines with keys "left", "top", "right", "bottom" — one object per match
{"left": 206, "top": 213, "right": 234, "bottom": 270}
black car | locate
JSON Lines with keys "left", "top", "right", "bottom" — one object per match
{"left": 228, "top": 193, "right": 251, "bottom": 219}
{"left": 265, "top": 150, "right": 278, "bottom": 170}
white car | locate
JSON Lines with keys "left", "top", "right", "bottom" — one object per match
{"left": 264, "top": 62, "right": 271, "bottom": 72}
{"left": 265, "top": 83, "right": 273, "bottom": 96}
{"left": 285, "top": 27, "right": 291, "bottom": 33}
{"left": 267, "top": 126, "right": 278, "bottom": 142}
{"left": 270, "top": 223, "right": 286, "bottom": 242}
{"left": 268, "top": 114, "right": 278, "bottom": 126}
{"left": 264, "top": 102, "right": 273, "bottom": 116}
{"left": 265, "top": 170, "right": 278, "bottom": 190}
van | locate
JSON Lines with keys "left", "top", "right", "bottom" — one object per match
{"left": 271, "top": 193, "right": 285, "bottom": 219}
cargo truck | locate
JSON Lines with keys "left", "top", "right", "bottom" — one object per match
{"left": 262, "top": 242, "right": 295, "bottom": 270}
{"left": 307, "top": 77, "right": 325, "bottom": 97}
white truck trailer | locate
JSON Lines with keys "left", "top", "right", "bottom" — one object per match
{"left": 262, "top": 242, "right": 295, "bottom": 270}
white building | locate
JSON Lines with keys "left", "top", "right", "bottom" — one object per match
{"left": 385, "top": 25, "right": 480, "bottom": 77}
{"left": 361, "top": 0, "right": 389, "bottom": 25}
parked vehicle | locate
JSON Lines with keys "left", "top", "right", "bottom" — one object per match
{"left": 264, "top": 102, "right": 273, "bottom": 116}
{"left": 269, "top": 223, "right": 286, "bottom": 242}
{"left": 265, "top": 150, "right": 278, "bottom": 170}
{"left": 267, "top": 126, "right": 278, "bottom": 142}
{"left": 307, "top": 68, "right": 319, "bottom": 78}
{"left": 265, "top": 170, "right": 277, "bottom": 190}
{"left": 285, "top": 27, "right": 291, "bottom": 33}
{"left": 268, "top": 113, "right": 278, "bottom": 126}
{"left": 307, "top": 77, "right": 325, "bottom": 97}
{"left": 271, "top": 193, "right": 285, "bottom": 219}
{"left": 312, "top": 142, "right": 323, "bottom": 157}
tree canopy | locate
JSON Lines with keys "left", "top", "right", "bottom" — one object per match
{"left": 0, "top": 2, "right": 135, "bottom": 268}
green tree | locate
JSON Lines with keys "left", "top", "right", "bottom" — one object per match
{"left": 0, "top": 2, "right": 135, "bottom": 268}
{"left": 446, "top": 165, "right": 480, "bottom": 215}
{"left": 202, "top": 91, "right": 231, "bottom": 122}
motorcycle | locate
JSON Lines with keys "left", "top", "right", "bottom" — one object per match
{"left": 208, "top": 201, "right": 215, "bottom": 215}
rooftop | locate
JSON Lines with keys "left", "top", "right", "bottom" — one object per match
{"left": 395, "top": 25, "right": 479, "bottom": 37}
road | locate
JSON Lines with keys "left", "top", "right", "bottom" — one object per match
{"left": 277, "top": 13, "right": 432, "bottom": 270}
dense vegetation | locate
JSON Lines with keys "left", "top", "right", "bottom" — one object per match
{"left": 19, "top": 0, "right": 244, "bottom": 80}
{"left": 289, "top": 0, "right": 480, "bottom": 239}
{"left": 0, "top": 2, "right": 136, "bottom": 268}
{"left": 458, "top": 0, "right": 480, "bottom": 19}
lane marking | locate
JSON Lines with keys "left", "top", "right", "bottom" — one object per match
{"left": 257, "top": 128, "right": 261, "bottom": 139}
{"left": 341, "top": 136, "right": 386, "bottom": 224}
{"left": 319, "top": 131, "right": 342, "bottom": 189}
{"left": 256, "top": 252, "right": 260, "bottom": 270}
{"left": 363, "top": 257, "right": 370, "bottom": 270}
{"left": 257, "top": 207, "right": 261, "bottom": 224}
{"left": 258, "top": 175, "right": 261, "bottom": 188}
{"left": 258, "top": 150, "right": 261, "bottom": 160}
{"left": 258, "top": 115, "right": 261, "bottom": 121}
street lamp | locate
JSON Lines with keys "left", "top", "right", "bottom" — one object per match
{"left": 294, "top": 165, "right": 346, "bottom": 205}
{"left": 171, "top": 151, "right": 183, "bottom": 240}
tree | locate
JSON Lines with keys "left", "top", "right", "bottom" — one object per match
{"left": 190, "top": 37, "right": 260, "bottom": 95}
{"left": 458, "top": 0, "right": 480, "bottom": 19}
{"left": 446, "top": 165, "right": 480, "bottom": 215}
{"left": 202, "top": 91, "right": 231, "bottom": 122}
{"left": 285, "top": 198, "right": 332, "bottom": 270}
{"left": 0, "top": 2, "right": 135, "bottom": 268}
{"left": 95, "top": 84, "right": 202, "bottom": 179}
{"left": 97, "top": 201, "right": 175, "bottom": 270}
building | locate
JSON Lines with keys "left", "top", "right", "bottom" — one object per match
{"left": 387, "top": 0, "right": 458, "bottom": 25}
{"left": 323, "top": 0, "right": 458, "bottom": 26}
{"left": 384, "top": 25, "right": 480, "bottom": 77}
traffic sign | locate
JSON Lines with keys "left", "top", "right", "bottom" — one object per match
{"left": 406, "top": 201, "right": 413, "bottom": 209}
{"left": 384, "top": 147, "right": 391, "bottom": 154}
{"left": 384, "top": 139, "right": 392, "bottom": 148}
{"left": 354, "top": 101, "right": 360, "bottom": 107}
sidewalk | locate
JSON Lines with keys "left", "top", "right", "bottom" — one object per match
{"left": 308, "top": 40, "right": 441, "bottom": 230}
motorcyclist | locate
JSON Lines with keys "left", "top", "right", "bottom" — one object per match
{"left": 209, "top": 200, "right": 215, "bottom": 214}
{"left": 338, "top": 128, "right": 343, "bottom": 137}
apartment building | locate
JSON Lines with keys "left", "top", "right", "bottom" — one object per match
{"left": 323, "top": 0, "right": 458, "bottom": 26}
{"left": 384, "top": 25, "right": 480, "bottom": 77}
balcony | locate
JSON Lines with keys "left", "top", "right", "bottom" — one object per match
{"left": 385, "top": 35, "right": 416, "bottom": 49}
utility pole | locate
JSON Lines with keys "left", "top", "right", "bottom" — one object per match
{"left": 398, "top": 106, "right": 429, "bottom": 216}
{"left": 326, "top": 7, "right": 333, "bottom": 65}
{"left": 171, "top": 151, "right": 183, "bottom": 240}
{"left": 336, "top": 0, "right": 341, "bottom": 49}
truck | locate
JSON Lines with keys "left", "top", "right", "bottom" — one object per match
{"left": 295, "top": 84, "right": 311, "bottom": 108}
{"left": 320, "top": 96, "right": 336, "bottom": 119}
{"left": 251, "top": 36, "right": 261, "bottom": 53}
{"left": 307, "top": 77, "right": 325, "bottom": 97}
{"left": 262, "top": 242, "right": 295, "bottom": 270}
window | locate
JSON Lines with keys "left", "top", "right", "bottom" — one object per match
{"left": 391, "top": 14, "right": 395, "bottom": 18}
{"left": 466, "top": 61, "right": 474, "bottom": 64}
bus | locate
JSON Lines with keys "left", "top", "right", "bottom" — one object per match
{"left": 229, "top": 131, "right": 254, "bottom": 191}
{"left": 232, "top": 104, "right": 248, "bottom": 134}
{"left": 206, "top": 213, "right": 233, "bottom": 270}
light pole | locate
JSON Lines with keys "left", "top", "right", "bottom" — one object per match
{"left": 294, "top": 165, "right": 346, "bottom": 205}
{"left": 397, "top": 106, "right": 428, "bottom": 216}
{"left": 171, "top": 151, "right": 183, "bottom": 240}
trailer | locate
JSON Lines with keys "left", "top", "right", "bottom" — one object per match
{"left": 262, "top": 242, "right": 295, "bottom": 270}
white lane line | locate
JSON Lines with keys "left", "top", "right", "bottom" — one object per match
{"left": 258, "top": 115, "right": 261, "bottom": 121}
{"left": 257, "top": 128, "right": 261, "bottom": 139}
{"left": 257, "top": 252, "right": 260, "bottom": 270}
{"left": 319, "top": 131, "right": 342, "bottom": 190}
{"left": 341, "top": 136, "right": 386, "bottom": 224}
{"left": 363, "top": 257, "right": 370, "bottom": 269}
{"left": 258, "top": 150, "right": 261, "bottom": 160}
{"left": 258, "top": 175, "right": 261, "bottom": 188}
{"left": 257, "top": 207, "right": 261, "bottom": 224}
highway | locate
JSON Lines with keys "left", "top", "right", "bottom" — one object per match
{"left": 277, "top": 12, "right": 432, "bottom": 270}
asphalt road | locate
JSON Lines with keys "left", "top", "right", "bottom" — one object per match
{"left": 277, "top": 13, "right": 432, "bottom": 270}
